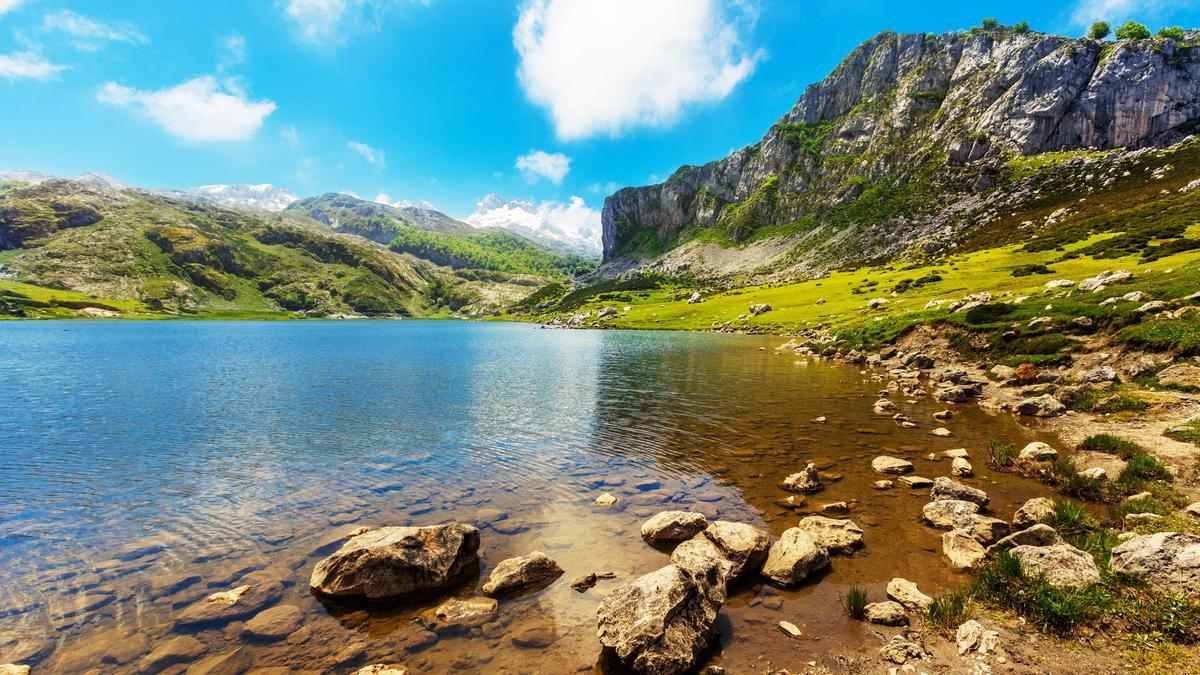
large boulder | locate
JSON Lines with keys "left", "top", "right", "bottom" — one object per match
{"left": 796, "top": 516, "right": 864, "bottom": 554}
{"left": 309, "top": 524, "right": 480, "bottom": 601}
{"left": 670, "top": 537, "right": 733, "bottom": 582}
{"left": 698, "top": 521, "right": 771, "bottom": 580}
{"left": 1010, "top": 544, "right": 1100, "bottom": 588}
{"left": 1110, "top": 532, "right": 1200, "bottom": 598}
{"left": 930, "top": 477, "right": 989, "bottom": 507}
{"left": 1012, "top": 497, "right": 1055, "bottom": 529}
{"left": 640, "top": 512, "right": 709, "bottom": 543}
{"left": 923, "top": 500, "right": 980, "bottom": 529}
{"left": 481, "top": 551, "right": 563, "bottom": 597}
{"left": 760, "top": 528, "right": 830, "bottom": 586}
{"left": 872, "top": 456, "right": 914, "bottom": 475}
{"left": 1157, "top": 364, "right": 1200, "bottom": 389}
{"left": 782, "top": 464, "right": 824, "bottom": 493}
{"left": 596, "top": 559, "right": 726, "bottom": 675}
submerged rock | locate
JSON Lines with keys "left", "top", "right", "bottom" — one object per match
{"left": 640, "top": 511, "right": 709, "bottom": 543}
{"left": 175, "top": 583, "right": 283, "bottom": 628}
{"left": 1018, "top": 441, "right": 1058, "bottom": 462}
{"left": 421, "top": 597, "right": 498, "bottom": 631}
{"left": 871, "top": 456, "right": 914, "bottom": 475}
{"left": 760, "top": 528, "right": 830, "bottom": 586}
{"left": 309, "top": 523, "right": 480, "bottom": 601}
{"left": 136, "top": 637, "right": 207, "bottom": 673}
{"left": 354, "top": 666, "right": 409, "bottom": 675}
{"left": 481, "top": 551, "right": 563, "bottom": 597}
{"left": 1110, "top": 532, "right": 1200, "bottom": 598}
{"left": 596, "top": 559, "right": 726, "bottom": 675}
{"left": 240, "top": 605, "right": 303, "bottom": 641}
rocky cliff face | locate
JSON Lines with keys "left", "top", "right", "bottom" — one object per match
{"left": 602, "top": 29, "right": 1200, "bottom": 270}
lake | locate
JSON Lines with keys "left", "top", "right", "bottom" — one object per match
{"left": 0, "top": 321, "right": 1060, "bottom": 672}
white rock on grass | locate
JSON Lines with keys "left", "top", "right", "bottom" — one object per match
{"left": 1110, "top": 532, "right": 1200, "bottom": 598}
{"left": 1010, "top": 544, "right": 1101, "bottom": 588}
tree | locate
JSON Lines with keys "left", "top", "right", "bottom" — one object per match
{"left": 981, "top": 17, "right": 999, "bottom": 30}
{"left": 1013, "top": 21, "right": 1031, "bottom": 33}
{"left": 1157, "top": 26, "right": 1186, "bottom": 40}
{"left": 1115, "top": 20, "right": 1151, "bottom": 40}
{"left": 1088, "top": 21, "right": 1111, "bottom": 39}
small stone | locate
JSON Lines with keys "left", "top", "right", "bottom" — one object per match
{"left": 872, "top": 456, "right": 914, "bottom": 475}
{"left": 1010, "top": 544, "right": 1101, "bottom": 588}
{"left": 956, "top": 620, "right": 999, "bottom": 655}
{"left": 595, "top": 493, "right": 618, "bottom": 506}
{"left": 930, "top": 427, "right": 952, "bottom": 437}
{"left": 933, "top": 410, "right": 953, "bottom": 420}
{"left": 923, "top": 500, "right": 981, "bottom": 529}
{"left": 421, "top": 597, "right": 498, "bottom": 631}
{"left": 1013, "top": 497, "right": 1055, "bottom": 529}
{"left": 796, "top": 516, "right": 864, "bottom": 554}
{"left": 988, "top": 524, "right": 1065, "bottom": 553}
{"left": 137, "top": 637, "right": 207, "bottom": 673}
{"left": 886, "top": 578, "right": 932, "bottom": 611}
{"left": 778, "top": 621, "right": 802, "bottom": 638}
{"left": 879, "top": 635, "right": 927, "bottom": 665}
{"left": 930, "top": 477, "right": 989, "bottom": 507}
{"left": 510, "top": 624, "right": 558, "bottom": 648}
{"left": 481, "top": 551, "right": 563, "bottom": 597}
{"left": 640, "top": 511, "right": 709, "bottom": 543}
{"left": 898, "top": 475, "right": 933, "bottom": 488}
{"left": 942, "top": 448, "right": 969, "bottom": 459}
{"left": 354, "top": 666, "right": 409, "bottom": 675}
{"left": 782, "top": 464, "right": 824, "bottom": 493}
{"left": 1019, "top": 441, "right": 1058, "bottom": 462}
{"left": 1080, "top": 467, "right": 1107, "bottom": 480}
{"left": 951, "top": 458, "right": 973, "bottom": 477}
{"left": 942, "top": 530, "right": 986, "bottom": 570}
{"left": 872, "top": 480, "right": 894, "bottom": 490}
{"left": 820, "top": 501, "right": 849, "bottom": 515}
{"left": 1016, "top": 395, "right": 1066, "bottom": 417}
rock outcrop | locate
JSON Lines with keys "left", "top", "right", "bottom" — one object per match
{"left": 309, "top": 524, "right": 480, "bottom": 601}
{"left": 1110, "top": 532, "right": 1200, "bottom": 598}
{"left": 596, "top": 558, "right": 726, "bottom": 675}
{"left": 601, "top": 29, "right": 1200, "bottom": 271}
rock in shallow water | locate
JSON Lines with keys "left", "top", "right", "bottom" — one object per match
{"left": 796, "top": 516, "right": 863, "bottom": 554}
{"left": 1012, "top": 497, "right": 1055, "bottom": 529}
{"left": 871, "top": 456, "right": 913, "bottom": 475}
{"left": 240, "top": 604, "right": 303, "bottom": 641}
{"left": 781, "top": 464, "right": 823, "bottom": 493}
{"left": 760, "top": 528, "right": 829, "bottom": 586}
{"left": 309, "top": 523, "right": 480, "bottom": 601}
{"left": 175, "top": 583, "right": 283, "bottom": 628}
{"left": 922, "top": 499, "right": 980, "bottom": 529}
{"left": 597, "top": 558, "right": 726, "bottom": 675}
{"left": 640, "top": 511, "right": 709, "bottom": 543}
{"left": 421, "top": 597, "right": 498, "bottom": 631}
{"left": 930, "top": 477, "right": 989, "bottom": 507}
{"left": 886, "top": 578, "right": 932, "bottom": 611}
{"left": 481, "top": 551, "right": 563, "bottom": 597}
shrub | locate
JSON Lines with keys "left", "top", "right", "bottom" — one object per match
{"left": 1046, "top": 499, "right": 1098, "bottom": 537}
{"left": 1079, "top": 433, "right": 1143, "bottom": 459}
{"left": 1088, "top": 21, "right": 1111, "bottom": 39}
{"left": 981, "top": 17, "right": 999, "bottom": 30}
{"left": 1115, "top": 20, "right": 1151, "bottom": 40}
{"left": 1119, "top": 453, "right": 1173, "bottom": 484}
{"left": 844, "top": 585, "right": 868, "bottom": 619}
{"left": 926, "top": 588, "right": 973, "bottom": 630}
{"left": 1158, "top": 26, "right": 1187, "bottom": 40}
{"left": 1093, "top": 393, "right": 1151, "bottom": 414}
{"left": 1014, "top": 21, "right": 1031, "bottom": 33}
{"left": 988, "top": 439, "right": 1018, "bottom": 468}
{"left": 1012, "top": 263, "right": 1053, "bottom": 277}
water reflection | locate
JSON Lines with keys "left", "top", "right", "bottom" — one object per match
{"left": 0, "top": 321, "right": 1060, "bottom": 672}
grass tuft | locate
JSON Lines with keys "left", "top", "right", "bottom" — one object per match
{"left": 843, "top": 585, "right": 868, "bottom": 619}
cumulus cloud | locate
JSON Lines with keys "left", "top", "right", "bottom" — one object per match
{"left": 1070, "top": 0, "right": 1169, "bottom": 27}
{"left": 347, "top": 140, "right": 386, "bottom": 167}
{"left": 514, "top": 0, "right": 760, "bottom": 140}
{"left": 282, "top": 0, "right": 430, "bottom": 46}
{"left": 97, "top": 76, "right": 277, "bottom": 142}
{"left": 515, "top": 150, "right": 570, "bottom": 184}
{"left": 467, "top": 194, "right": 601, "bottom": 255}
{"left": 0, "top": 51, "right": 66, "bottom": 80}
{"left": 42, "top": 9, "right": 148, "bottom": 51}
{"left": 0, "top": 0, "right": 25, "bottom": 15}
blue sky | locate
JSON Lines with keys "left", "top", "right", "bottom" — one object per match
{"left": 2, "top": 0, "right": 1199, "bottom": 236}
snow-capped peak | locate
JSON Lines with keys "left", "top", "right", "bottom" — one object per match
{"left": 465, "top": 193, "right": 601, "bottom": 257}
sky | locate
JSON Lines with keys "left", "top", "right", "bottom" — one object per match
{"left": 2, "top": 0, "right": 1199, "bottom": 247}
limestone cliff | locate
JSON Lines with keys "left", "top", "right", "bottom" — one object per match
{"left": 601, "top": 28, "right": 1200, "bottom": 274}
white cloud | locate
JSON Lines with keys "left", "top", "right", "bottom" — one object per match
{"left": 515, "top": 150, "right": 570, "bottom": 184}
{"left": 0, "top": 51, "right": 66, "bottom": 80}
{"left": 282, "top": 0, "right": 430, "bottom": 46}
{"left": 42, "top": 10, "right": 148, "bottom": 51}
{"left": 280, "top": 125, "right": 301, "bottom": 148}
{"left": 514, "top": 0, "right": 760, "bottom": 140}
{"left": 0, "top": 0, "right": 25, "bottom": 15}
{"left": 97, "top": 76, "right": 277, "bottom": 142}
{"left": 467, "top": 193, "right": 601, "bottom": 255}
{"left": 219, "top": 34, "right": 247, "bottom": 71}
{"left": 1071, "top": 0, "right": 1169, "bottom": 27}
{"left": 589, "top": 180, "right": 619, "bottom": 194}
{"left": 347, "top": 140, "right": 385, "bottom": 167}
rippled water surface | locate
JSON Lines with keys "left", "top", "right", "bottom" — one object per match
{"left": 0, "top": 321, "right": 1061, "bottom": 673}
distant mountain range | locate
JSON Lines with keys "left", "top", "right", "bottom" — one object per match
{"left": 466, "top": 194, "right": 601, "bottom": 257}
{"left": 0, "top": 170, "right": 298, "bottom": 213}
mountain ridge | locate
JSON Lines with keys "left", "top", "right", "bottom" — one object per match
{"left": 600, "top": 27, "right": 1200, "bottom": 278}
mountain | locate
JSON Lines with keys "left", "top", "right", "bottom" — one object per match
{"left": 0, "top": 170, "right": 129, "bottom": 191}
{"left": 289, "top": 193, "right": 592, "bottom": 278}
{"left": 466, "top": 194, "right": 602, "bottom": 258}
{"left": 0, "top": 180, "right": 549, "bottom": 319}
{"left": 601, "top": 27, "right": 1200, "bottom": 279}
{"left": 166, "top": 184, "right": 298, "bottom": 212}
